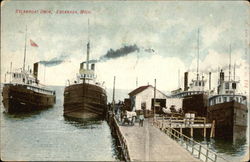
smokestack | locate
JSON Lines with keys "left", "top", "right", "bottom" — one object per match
{"left": 209, "top": 72, "right": 211, "bottom": 90}
{"left": 33, "top": 62, "right": 39, "bottom": 84}
{"left": 91, "top": 63, "right": 95, "bottom": 70}
{"left": 219, "top": 69, "right": 224, "bottom": 84}
{"left": 33, "top": 62, "right": 38, "bottom": 78}
{"left": 184, "top": 72, "right": 188, "bottom": 91}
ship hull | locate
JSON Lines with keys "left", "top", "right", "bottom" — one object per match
{"left": 207, "top": 101, "right": 248, "bottom": 140}
{"left": 2, "top": 84, "right": 56, "bottom": 113}
{"left": 63, "top": 83, "right": 107, "bottom": 120}
{"left": 182, "top": 93, "right": 208, "bottom": 117}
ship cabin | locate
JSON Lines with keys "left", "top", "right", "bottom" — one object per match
{"left": 208, "top": 70, "right": 247, "bottom": 106}
{"left": 10, "top": 70, "right": 37, "bottom": 86}
{"left": 78, "top": 60, "right": 96, "bottom": 82}
{"left": 189, "top": 76, "right": 206, "bottom": 92}
{"left": 5, "top": 63, "right": 55, "bottom": 96}
{"left": 171, "top": 73, "right": 206, "bottom": 98}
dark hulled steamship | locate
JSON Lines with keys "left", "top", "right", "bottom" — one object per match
{"left": 171, "top": 72, "right": 209, "bottom": 117}
{"left": 63, "top": 29, "right": 107, "bottom": 119}
{"left": 2, "top": 28, "right": 56, "bottom": 113}
{"left": 207, "top": 69, "right": 248, "bottom": 139}
{"left": 2, "top": 63, "right": 56, "bottom": 113}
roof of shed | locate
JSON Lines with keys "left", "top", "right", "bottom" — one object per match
{"left": 128, "top": 85, "right": 153, "bottom": 96}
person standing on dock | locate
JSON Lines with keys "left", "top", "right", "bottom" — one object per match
{"left": 139, "top": 110, "right": 144, "bottom": 127}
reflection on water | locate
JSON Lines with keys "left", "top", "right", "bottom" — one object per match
{"left": 63, "top": 116, "right": 104, "bottom": 129}
{"left": 210, "top": 138, "right": 247, "bottom": 156}
{"left": 194, "top": 133, "right": 248, "bottom": 161}
{"left": 0, "top": 86, "right": 119, "bottom": 161}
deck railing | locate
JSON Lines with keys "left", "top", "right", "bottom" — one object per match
{"left": 154, "top": 119, "right": 229, "bottom": 162}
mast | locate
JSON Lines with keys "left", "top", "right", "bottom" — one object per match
{"left": 196, "top": 29, "right": 200, "bottom": 81}
{"left": 86, "top": 19, "right": 90, "bottom": 70}
{"left": 229, "top": 44, "right": 231, "bottom": 81}
{"left": 112, "top": 76, "right": 116, "bottom": 112}
{"left": 23, "top": 26, "right": 27, "bottom": 71}
{"left": 233, "top": 62, "right": 235, "bottom": 81}
{"left": 178, "top": 69, "right": 180, "bottom": 88}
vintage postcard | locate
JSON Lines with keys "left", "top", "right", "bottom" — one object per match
{"left": 1, "top": 1, "right": 249, "bottom": 161}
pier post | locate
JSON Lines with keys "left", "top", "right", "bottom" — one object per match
{"left": 190, "top": 126, "right": 193, "bottom": 138}
{"left": 210, "top": 120, "right": 215, "bottom": 138}
{"left": 203, "top": 117, "right": 206, "bottom": 138}
{"left": 198, "top": 145, "right": 201, "bottom": 159}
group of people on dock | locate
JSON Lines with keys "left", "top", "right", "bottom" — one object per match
{"left": 109, "top": 101, "right": 145, "bottom": 127}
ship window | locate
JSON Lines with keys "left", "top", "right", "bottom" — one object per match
{"left": 13, "top": 73, "right": 16, "bottom": 78}
{"left": 202, "top": 82, "right": 204, "bottom": 86}
{"left": 218, "top": 97, "right": 221, "bottom": 103}
{"left": 223, "top": 97, "right": 227, "bottom": 102}
{"left": 230, "top": 97, "right": 233, "bottom": 101}
{"left": 195, "top": 82, "right": 198, "bottom": 86}
{"left": 236, "top": 97, "right": 239, "bottom": 102}
{"left": 225, "top": 83, "right": 229, "bottom": 89}
{"left": 240, "top": 97, "right": 242, "bottom": 103}
{"left": 199, "top": 81, "right": 201, "bottom": 86}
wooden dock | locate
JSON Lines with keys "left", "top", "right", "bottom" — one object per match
{"left": 156, "top": 116, "right": 215, "bottom": 138}
{"left": 117, "top": 118, "right": 200, "bottom": 161}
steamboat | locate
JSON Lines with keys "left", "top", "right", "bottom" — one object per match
{"left": 170, "top": 72, "right": 209, "bottom": 117}
{"left": 2, "top": 28, "right": 56, "bottom": 113}
{"left": 63, "top": 22, "right": 107, "bottom": 119}
{"left": 207, "top": 70, "right": 248, "bottom": 139}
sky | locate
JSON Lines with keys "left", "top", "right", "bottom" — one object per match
{"left": 1, "top": 1, "right": 249, "bottom": 95}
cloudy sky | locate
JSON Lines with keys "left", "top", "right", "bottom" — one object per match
{"left": 1, "top": 1, "right": 249, "bottom": 94}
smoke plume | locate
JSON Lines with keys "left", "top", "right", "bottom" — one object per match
{"left": 99, "top": 44, "right": 140, "bottom": 61}
{"left": 39, "top": 53, "right": 70, "bottom": 67}
{"left": 99, "top": 44, "right": 156, "bottom": 62}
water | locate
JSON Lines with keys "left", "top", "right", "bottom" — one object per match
{"left": 0, "top": 86, "right": 119, "bottom": 161}
{"left": 192, "top": 135, "right": 249, "bottom": 162}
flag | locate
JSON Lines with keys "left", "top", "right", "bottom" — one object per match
{"left": 30, "top": 39, "right": 38, "bottom": 47}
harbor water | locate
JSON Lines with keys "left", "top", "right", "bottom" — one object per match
{"left": 0, "top": 86, "right": 249, "bottom": 161}
{"left": 0, "top": 86, "right": 120, "bottom": 161}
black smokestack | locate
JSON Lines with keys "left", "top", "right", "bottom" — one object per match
{"left": 220, "top": 69, "right": 224, "bottom": 82}
{"left": 100, "top": 44, "right": 140, "bottom": 61}
{"left": 33, "top": 62, "right": 38, "bottom": 78}
{"left": 184, "top": 72, "right": 188, "bottom": 91}
{"left": 39, "top": 53, "right": 69, "bottom": 67}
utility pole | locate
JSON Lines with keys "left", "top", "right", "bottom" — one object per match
{"left": 153, "top": 79, "right": 156, "bottom": 121}
{"left": 196, "top": 28, "right": 200, "bottom": 81}
{"left": 112, "top": 76, "right": 116, "bottom": 113}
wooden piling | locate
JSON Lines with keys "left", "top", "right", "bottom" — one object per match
{"left": 190, "top": 126, "right": 193, "bottom": 138}
{"left": 203, "top": 117, "right": 206, "bottom": 138}
{"left": 210, "top": 120, "right": 215, "bottom": 138}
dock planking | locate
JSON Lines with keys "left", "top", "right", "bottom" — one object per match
{"left": 118, "top": 118, "right": 200, "bottom": 161}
